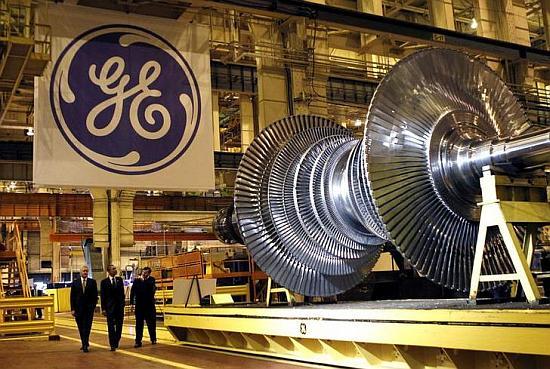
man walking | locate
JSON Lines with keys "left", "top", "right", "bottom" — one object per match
{"left": 130, "top": 266, "right": 157, "bottom": 347}
{"left": 100, "top": 264, "right": 125, "bottom": 351}
{"left": 70, "top": 265, "right": 98, "bottom": 353}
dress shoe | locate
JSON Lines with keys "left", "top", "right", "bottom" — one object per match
{"left": 83, "top": 347, "right": 89, "bottom": 353}
{"left": 110, "top": 347, "right": 116, "bottom": 352}
{"left": 134, "top": 342, "right": 142, "bottom": 348}
{"left": 151, "top": 340, "right": 157, "bottom": 345}
{"left": 79, "top": 346, "right": 83, "bottom": 351}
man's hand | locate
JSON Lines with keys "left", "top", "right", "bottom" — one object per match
{"left": 71, "top": 310, "right": 75, "bottom": 317}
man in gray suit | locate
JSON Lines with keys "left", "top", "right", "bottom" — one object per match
{"left": 70, "top": 265, "right": 98, "bottom": 352}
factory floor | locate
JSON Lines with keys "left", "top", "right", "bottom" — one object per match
{"left": 0, "top": 313, "right": 315, "bottom": 369}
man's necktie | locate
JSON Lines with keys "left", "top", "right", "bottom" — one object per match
{"left": 82, "top": 278, "right": 86, "bottom": 293}
{"left": 111, "top": 278, "right": 115, "bottom": 286}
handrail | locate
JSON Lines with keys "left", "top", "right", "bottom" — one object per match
{"left": 0, "top": 296, "right": 55, "bottom": 337}
{"left": 0, "top": 1, "right": 52, "bottom": 57}
{"left": 33, "top": 23, "right": 51, "bottom": 57}
{"left": 0, "top": 296, "right": 53, "bottom": 309}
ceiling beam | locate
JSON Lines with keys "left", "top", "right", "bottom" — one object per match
{"left": 49, "top": 232, "right": 217, "bottom": 242}
{"left": 206, "top": 0, "right": 550, "bottom": 64}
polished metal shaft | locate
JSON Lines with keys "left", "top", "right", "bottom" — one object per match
{"left": 431, "top": 126, "right": 550, "bottom": 220}
{"left": 472, "top": 128, "right": 550, "bottom": 169}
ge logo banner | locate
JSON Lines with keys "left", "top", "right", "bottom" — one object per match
{"left": 50, "top": 24, "right": 201, "bottom": 175}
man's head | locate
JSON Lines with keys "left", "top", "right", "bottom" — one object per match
{"left": 107, "top": 264, "right": 117, "bottom": 277}
{"left": 142, "top": 267, "right": 151, "bottom": 279}
{"left": 80, "top": 265, "right": 89, "bottom": 279}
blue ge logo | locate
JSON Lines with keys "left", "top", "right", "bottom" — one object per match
{"left": 50, "top": 24, "right": 201, "bottom": 174}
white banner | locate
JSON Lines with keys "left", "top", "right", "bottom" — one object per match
{"left": 34, "top": 4, "right": 214, "bottom": 190}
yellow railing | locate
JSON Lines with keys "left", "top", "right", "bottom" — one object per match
{"left": 0, "top": 296, "right": 55, "bottom": 337}
{"left": 0, "top": 0, "right": 33, "bottom": 40}
{"left": 155, "top": 289, "right": 173, "bottom": 313}
{"left": 0, "top": 1, "right": 51, "bottom": 57}
{"left": 33, "top": 22, "right": 51, "bottom": 57}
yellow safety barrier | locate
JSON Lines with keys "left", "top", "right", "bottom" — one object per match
{"left": 0, "top": 296, "right": 55, "bottom": 338}
{"left": 44, "top": 287, "right": 71, "bottom": 313}
{"left": 155, "top": 289, "right": 174, "bottom": 314}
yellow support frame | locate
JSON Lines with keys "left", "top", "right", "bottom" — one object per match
{"left": 0, "top": 296, "right": 55, "bottom": 338}
{"left": 164, "top": 302, "right": 550, "bottom": 369}
{"left": 154, "top": 284, "right": 251, "bottom": 313}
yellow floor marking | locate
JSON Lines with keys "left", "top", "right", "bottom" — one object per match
{"left": 59, "top": 334, "right": 202, "bottom": 369}
{"left": 56, "top": 321, "right": 173, "bottom": 345}
{"left": 55, "top": 317, "right": 174, "bottom": 343}
{"left": 58, "top": 323, "right": 332, "bottom": 369}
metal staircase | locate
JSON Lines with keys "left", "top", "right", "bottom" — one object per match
{"left": 0, "top": 222, "right": 34, "bottom": 324}
{"left": 0, "top": 223, "right": 30, "bottom": 298}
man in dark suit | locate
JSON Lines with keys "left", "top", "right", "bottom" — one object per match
{"left": 70, "top": 265, "right": 98, "bottom": 353}
{"left": 100, "top": 264, "right": 125, "bottom": 351}
{"left": 130, "top": 266, "right": 157, "bottom": 347}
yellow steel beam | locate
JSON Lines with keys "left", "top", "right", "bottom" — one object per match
{"left": 164, "top": 302, "right": 550, "bottom": 368}
{"left": 0, "top": 296, "right": 53, "bottom": 309}
{"left": 0, "top": 320, "right": 54, "bottom": 334}
{"left": 166, "top": 302, "right": 550, "bottom": 325}
{"left": 0, "top": 296, "right": 55, "bottom": 338}
{"left": 500, "top": 201, "right": 550, "bottom": 223}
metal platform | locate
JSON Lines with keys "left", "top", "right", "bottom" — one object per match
{"left": 164, "top": 299, "right": 550, "bottom": 369}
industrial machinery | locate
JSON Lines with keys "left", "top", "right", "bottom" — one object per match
{"left": 171, "top": 48, "right": 550, "bottom": 368}
{"left": 214, "top": 48, "right": 550, "bottom": 297}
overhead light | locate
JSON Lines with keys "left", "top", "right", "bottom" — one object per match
{"left": 354, "top": 119, "right": 362, "bottom": 127}
{"left": 25, "top": 127, "right": 34, "bottom": 136}
{"left": 470, "top": 18, "right": 478, "bottom": 30}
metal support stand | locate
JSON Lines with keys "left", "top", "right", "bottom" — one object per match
{"left": 469, "top": 166, "right": 548, "bottom": 304}
{"left": 184, "top": 276, "right": 202, "bottom": 308}
{"left": 266, "top": 277, "right": 293, "bottom": 307}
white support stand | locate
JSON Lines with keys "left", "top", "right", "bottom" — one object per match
{"left": 266, "top": 277, "right": 294, "bottom": 307}
{"left": 469, "top": 166, "right": 548, "bottom": 304}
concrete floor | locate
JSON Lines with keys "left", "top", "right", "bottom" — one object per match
{"left": 0, "top": 313, "right": 316, "bottom": 369}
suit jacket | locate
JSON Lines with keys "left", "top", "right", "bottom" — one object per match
{"left": 130, "top": 277, "right": 156, "bottom": 314}
{"left": 100, "top": 276, "right": 125, "bottom": 315}
{"left": 70, "top": 277, "right": 98, "bottom": 316}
